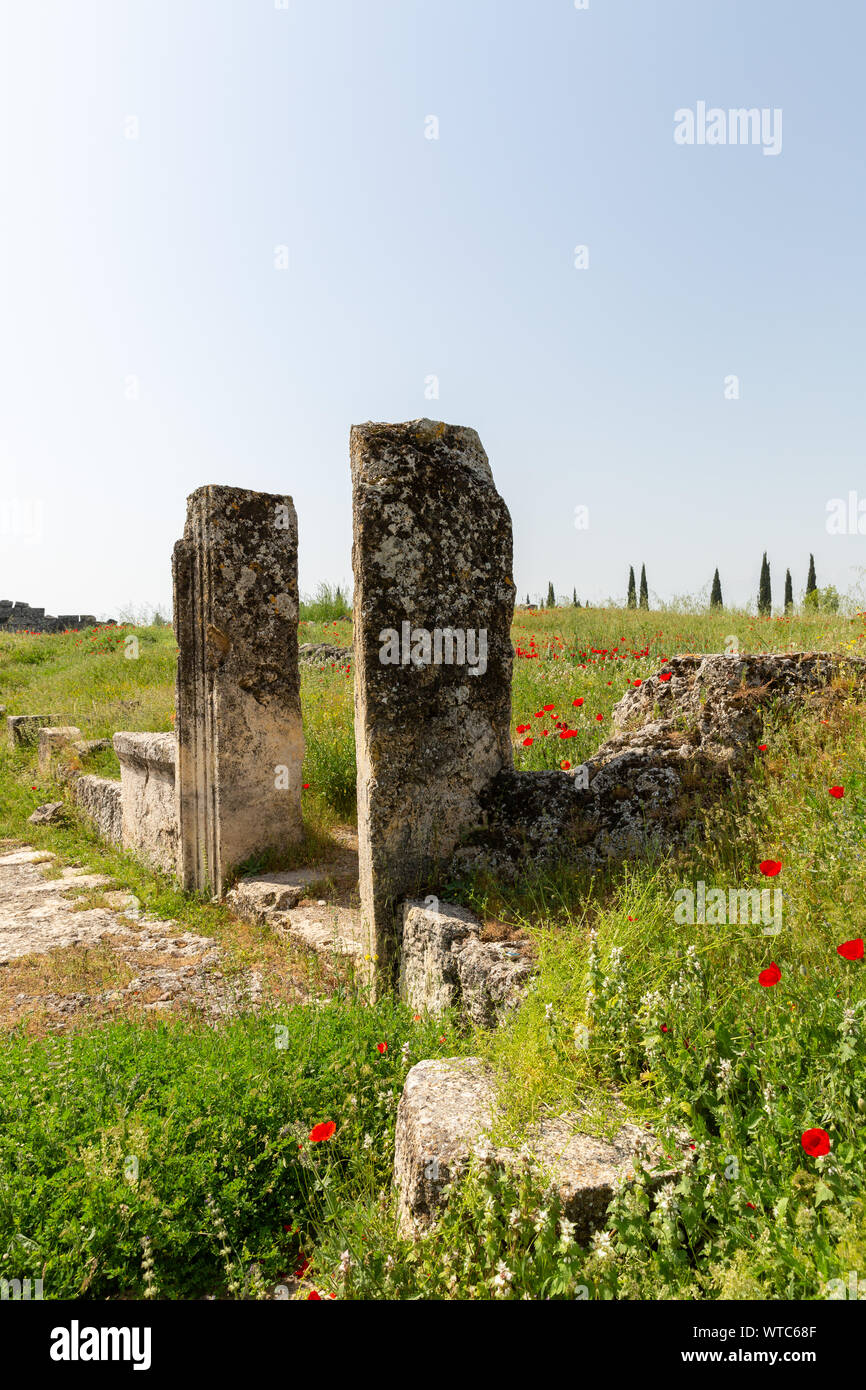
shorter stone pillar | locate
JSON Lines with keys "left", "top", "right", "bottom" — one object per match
{"left": 351, "top": 419, "right": 515, "bottom": 989}
{"left": 172, "top": 486, "right": 304, "bottom": 896}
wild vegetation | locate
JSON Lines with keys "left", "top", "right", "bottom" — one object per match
{"left": 0, "top": 600, "right": 864, "bottom": 1299}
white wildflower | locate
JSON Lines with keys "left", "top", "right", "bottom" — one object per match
{"left": 590, "top": 1229, "right": 615, "bottom": 1262}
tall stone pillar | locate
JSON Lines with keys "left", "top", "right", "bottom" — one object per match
{"left": 351, "top": 420, "right": 515, "bottom": 991}
{"left": 173, "top": 486, "right": 303, "bottom": 896}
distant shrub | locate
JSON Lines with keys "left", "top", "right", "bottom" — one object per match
{"left": 300, "top": 583, "right": 352, "bottom": 623}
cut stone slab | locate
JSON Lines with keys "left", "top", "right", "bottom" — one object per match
{"left": 351, "top": 419, "right": 515, "bottom": 990}
{"left": 278, "top": 904, "right": 365, "bottom": 959}
{"left": 7, "top": 715, "right": 63, "bottom": 748}
{"left": 37, "top": 726, "right": 82, "bottom": 771}
{"left": 393, "top": 1057, "right": 677, "bottom": 1243}
{"left": 400, "top": 898, "right": 534, "bottom": 1025}
{"left": 173, "top": 485, "right": 304, "bottom": 896}
{"left": 226, "top": 866, "right": 356, "bottom": 924}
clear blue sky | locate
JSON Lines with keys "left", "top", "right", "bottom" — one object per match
{"left": 1, "top": 0, "right": 864, "bottom": 618}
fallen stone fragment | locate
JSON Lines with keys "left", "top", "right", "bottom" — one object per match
{"left": 28, "top": 802, "right": 66, "bottom": 826}
{"left": 400, "top": 898, "right": 534, "bottom": 1025}
{"left": 393, "top": 1057, "right": 677, "bottom": 1242}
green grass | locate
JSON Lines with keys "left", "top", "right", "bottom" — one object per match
{"left": 1, "top": 603, "right": 865, "bottom": 1299}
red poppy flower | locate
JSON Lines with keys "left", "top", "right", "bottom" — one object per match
{"left": 759, "top": 962, "right": 782, "bottom": 987}
{"left": 801, "top": 1128, "right": 831, "bottom": 1157}
{"left": 758, "top": 744, "right": 768, "bottom": 752}
{"left": 542, "top": 704, "right": 554, "bottom": 712}
{"left": 377, "top": 1042, "right": 387, "bottom": 1054}
{"left": 302, "top": 783, "right": 310, "bottom": 789}
{"left": 837, "top": 938, "right": 864, "bottom": 961}
{"left": 829, "top": 786, "right": 844, "bottom": 799}
{"left": 307, "top": 1290, "right": 322, "bottom": 1300}
{"left": 595, "top": 713, "right": 603, "bottom": 722}
{"left": 561, "top": 760, "right": 571, "bottom": 770}
{"left": 295, "top": 1257, "right": 310, "bottom": 1277}
{"left": 759, "top": 860, "right": 782, "bottom": 877}
{"left": 309, "top": 1121, "right": 336, "bottom": 1143}
{"left": 522, "top": 737, "right": 533, "bottom": 747}
{"left": 633, "top": 679, "right": 642, "bottom": 687}
{"left": 746, "top": 1201, "right": 756, "bottom": 1210}
{"left": 659, "top": 672, "right": 672, "bottom": 682}
{"left": 660, "top": 1024, "right": 668, "bottom": 1033}
{"left": 573, "top": 698, "right": 584, "bottom": 707}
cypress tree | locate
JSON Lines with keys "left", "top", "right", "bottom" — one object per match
{"left": 546, "top": 581, "right": 555, "bottom": 608}
{"left": 639, "top": 564, "right": 649, "bottom": 610}
{"left": 784, "top": 569, "right": 793, "bottom": 614}
{"left": 806, "top": 554, "right": 817, "bottom": 595}
{"left": 572, "top": 588, "right": 579, "bottom": 607}
{"left": 710, "top": 568, "right": 723, "bottom": 608}
{"left": 627, "top": 566, "right": 636, "bottom": 608}
{"left": 758, "top": 553, "right": 772, "bottom": 616}
{"left": 525, "top": 594, "right": 530, "bottom": 606}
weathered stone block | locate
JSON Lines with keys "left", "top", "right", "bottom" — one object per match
{"left": 400, "top": 898, "right": 534, "bottom": 1024}
{"left": 113, "top": 732, "right": 178, "bottom": 875}
{"left": 28, "top": 802, "right": 66, "bottom": 825}
{"left": 393, "top": 1058, "right": 677, "bottom": 1242}
{"left": 37, "top": 726, "right": 83, "bottom": 772}
{"left": 172, "top": 486, "right": 304, "bottom": 896}
{"left": 7, "top": 714, "right": 63, "bottom": 748}
{"left": 351, "top": 420, "right": 515, "bottom": 987}
{"left": 70, "top": 775, "right": 123, "bottom": 843}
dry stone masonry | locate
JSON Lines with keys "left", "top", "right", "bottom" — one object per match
{"left": 450, "top": 651, "right": 866, "bottom": 881}
{"left": 351, "top": 419, "right": 516, "bottom": 988}
{"left": 0, "top": 600, "right": 103, "bottom": 633}
{"left": 172, "top": 486, "right": 304, "bottom": 896}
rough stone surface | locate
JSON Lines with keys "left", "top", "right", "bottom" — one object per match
{"left": 7, "top": 714, "right": 62, "bottom": 748}
{"left": 37, "top": 726, "right": 82, "bottom": 772}
{"left": 227, "top": 865, "right": 355, "bottom": 924}
{"left": 351, "top": 420, "right": 515, "bottom": 988}
{"left": 299, "top": 643, "right": 352, "bottom": 666}
{"left": 451, "top": 651, "right": 866, "bottom": 879}
{"left": 0, "top": 601, "right": 107, "bottom": 634}
{"left": 393, "top": 1057, "right": 676, "bottom": 1242}
{"left": 173, "top": 486, "right": 304, "bottom": 896}
{"left": 113, "top": 732, "right": 178, "bottom": 875}
{"left": 400, "top": 898, "right": 534, "bottom": 1025}
{"left": 28, "top": 802, "right": 66, "bottom": 826}
{"left": 70, "top": 775, "right": 123, "bottom": 844}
